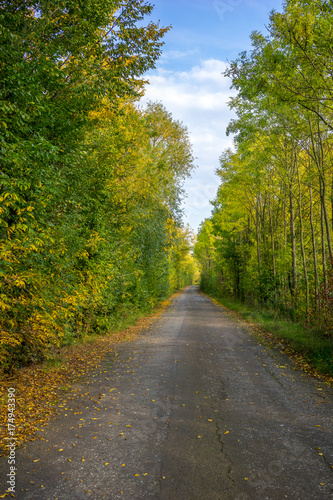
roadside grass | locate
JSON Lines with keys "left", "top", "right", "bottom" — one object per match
{"left": 205, "top": 293, "right": 333, "bottom": 380}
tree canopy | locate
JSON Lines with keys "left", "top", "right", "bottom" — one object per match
{"left": 195, "top": 0, "right": 333, "bottom": 339}
{"left": 0, "top": 1, "right": 198, "bottom": 373}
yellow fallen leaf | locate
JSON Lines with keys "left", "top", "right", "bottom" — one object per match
{"left": 207, "top": 419, "right": 212, "bottom": 422}
{"left": 224, "top": 431, "right": 229, "bottom": 434}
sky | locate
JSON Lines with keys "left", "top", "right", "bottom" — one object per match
{"left": 140, "top": 0, "right": 284, "bottom": 232}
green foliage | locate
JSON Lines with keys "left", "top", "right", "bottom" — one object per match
{"left": 195, "top": 0, "right": 333, "bottom": 364}
{"left": 0, "top": 1, "right": 197, "bottom": 373}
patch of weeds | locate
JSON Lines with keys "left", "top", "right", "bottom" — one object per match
{"left": 81, "top": 334, "right": 99, "bottom": 345}
{"left": 105, "top": 354, "right": 119, "bottom": 368}
{"left": 43, "top": 356, "right": 62, "bottom": 372}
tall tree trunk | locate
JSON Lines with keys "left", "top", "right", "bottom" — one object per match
{"left": 269, "top": 200, "right": 277, "bottom": 303}
{"left": 320, "top": 177, "right": 333, "bottom": 266}
{"left": 283, "top": 186, "right": 288, "bottom": 298}
{"left": 331, "top": 174, "right": 333, "bottom": 236}
{"left": 289, "top": 188, "right": 297, "bottom": 299}
{"left": 256, "top": 199, "right": 262, "bottom": 294}
{"left": 297, "top": 172, "right": 309, "bottom": 320}
{"left": 309, "top": 184, "right": 319, "bottom": 310}
{"left": 321, "top": 199, "right": 328, "bottom": 295}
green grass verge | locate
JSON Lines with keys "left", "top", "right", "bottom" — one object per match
{"left": 204, "top": 292, "right": 333, "bottom": 378}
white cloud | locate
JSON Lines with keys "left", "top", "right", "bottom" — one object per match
{"left": 140, "top": 58, "right": 236, "bottom": 231}
{"left": 158, "top": 49, "right": 199, "bottom": 62}
{"left": 181, "top": 59, "right": 229, "bottom": 84}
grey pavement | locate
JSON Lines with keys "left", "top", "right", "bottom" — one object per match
{"left": 1, "top": 286, "right": 333, "bottom": 499}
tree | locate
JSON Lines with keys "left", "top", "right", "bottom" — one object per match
{"left": 202, "top": 0, "right": 333, "bottom": 329}
{"left": 1, "top": 1, "right": 195, "bottom": 371}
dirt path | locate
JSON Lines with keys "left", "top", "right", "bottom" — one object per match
{"left": 1, "top": 286, "right": 332, "bottom": 499}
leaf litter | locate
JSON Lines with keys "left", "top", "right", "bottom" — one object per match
{"left": 0, "top": 295, "right": 176, "bottom": 456}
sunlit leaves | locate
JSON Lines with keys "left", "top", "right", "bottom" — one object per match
{"left": 0, "top": 1, "right": 196, "bottom": 372}
{"left": 197, "top": 0, "right": 333, "bottom": 341}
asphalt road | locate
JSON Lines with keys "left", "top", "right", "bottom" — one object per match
{"left": 1, "top": 286, "right": 333, "bottom": 499}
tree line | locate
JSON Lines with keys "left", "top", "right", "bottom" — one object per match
{"left": 195, "top": 0, "right": 333, "bottom": 335}
{"left": 0, "top": 1, "right": 197, "bottom": 373}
